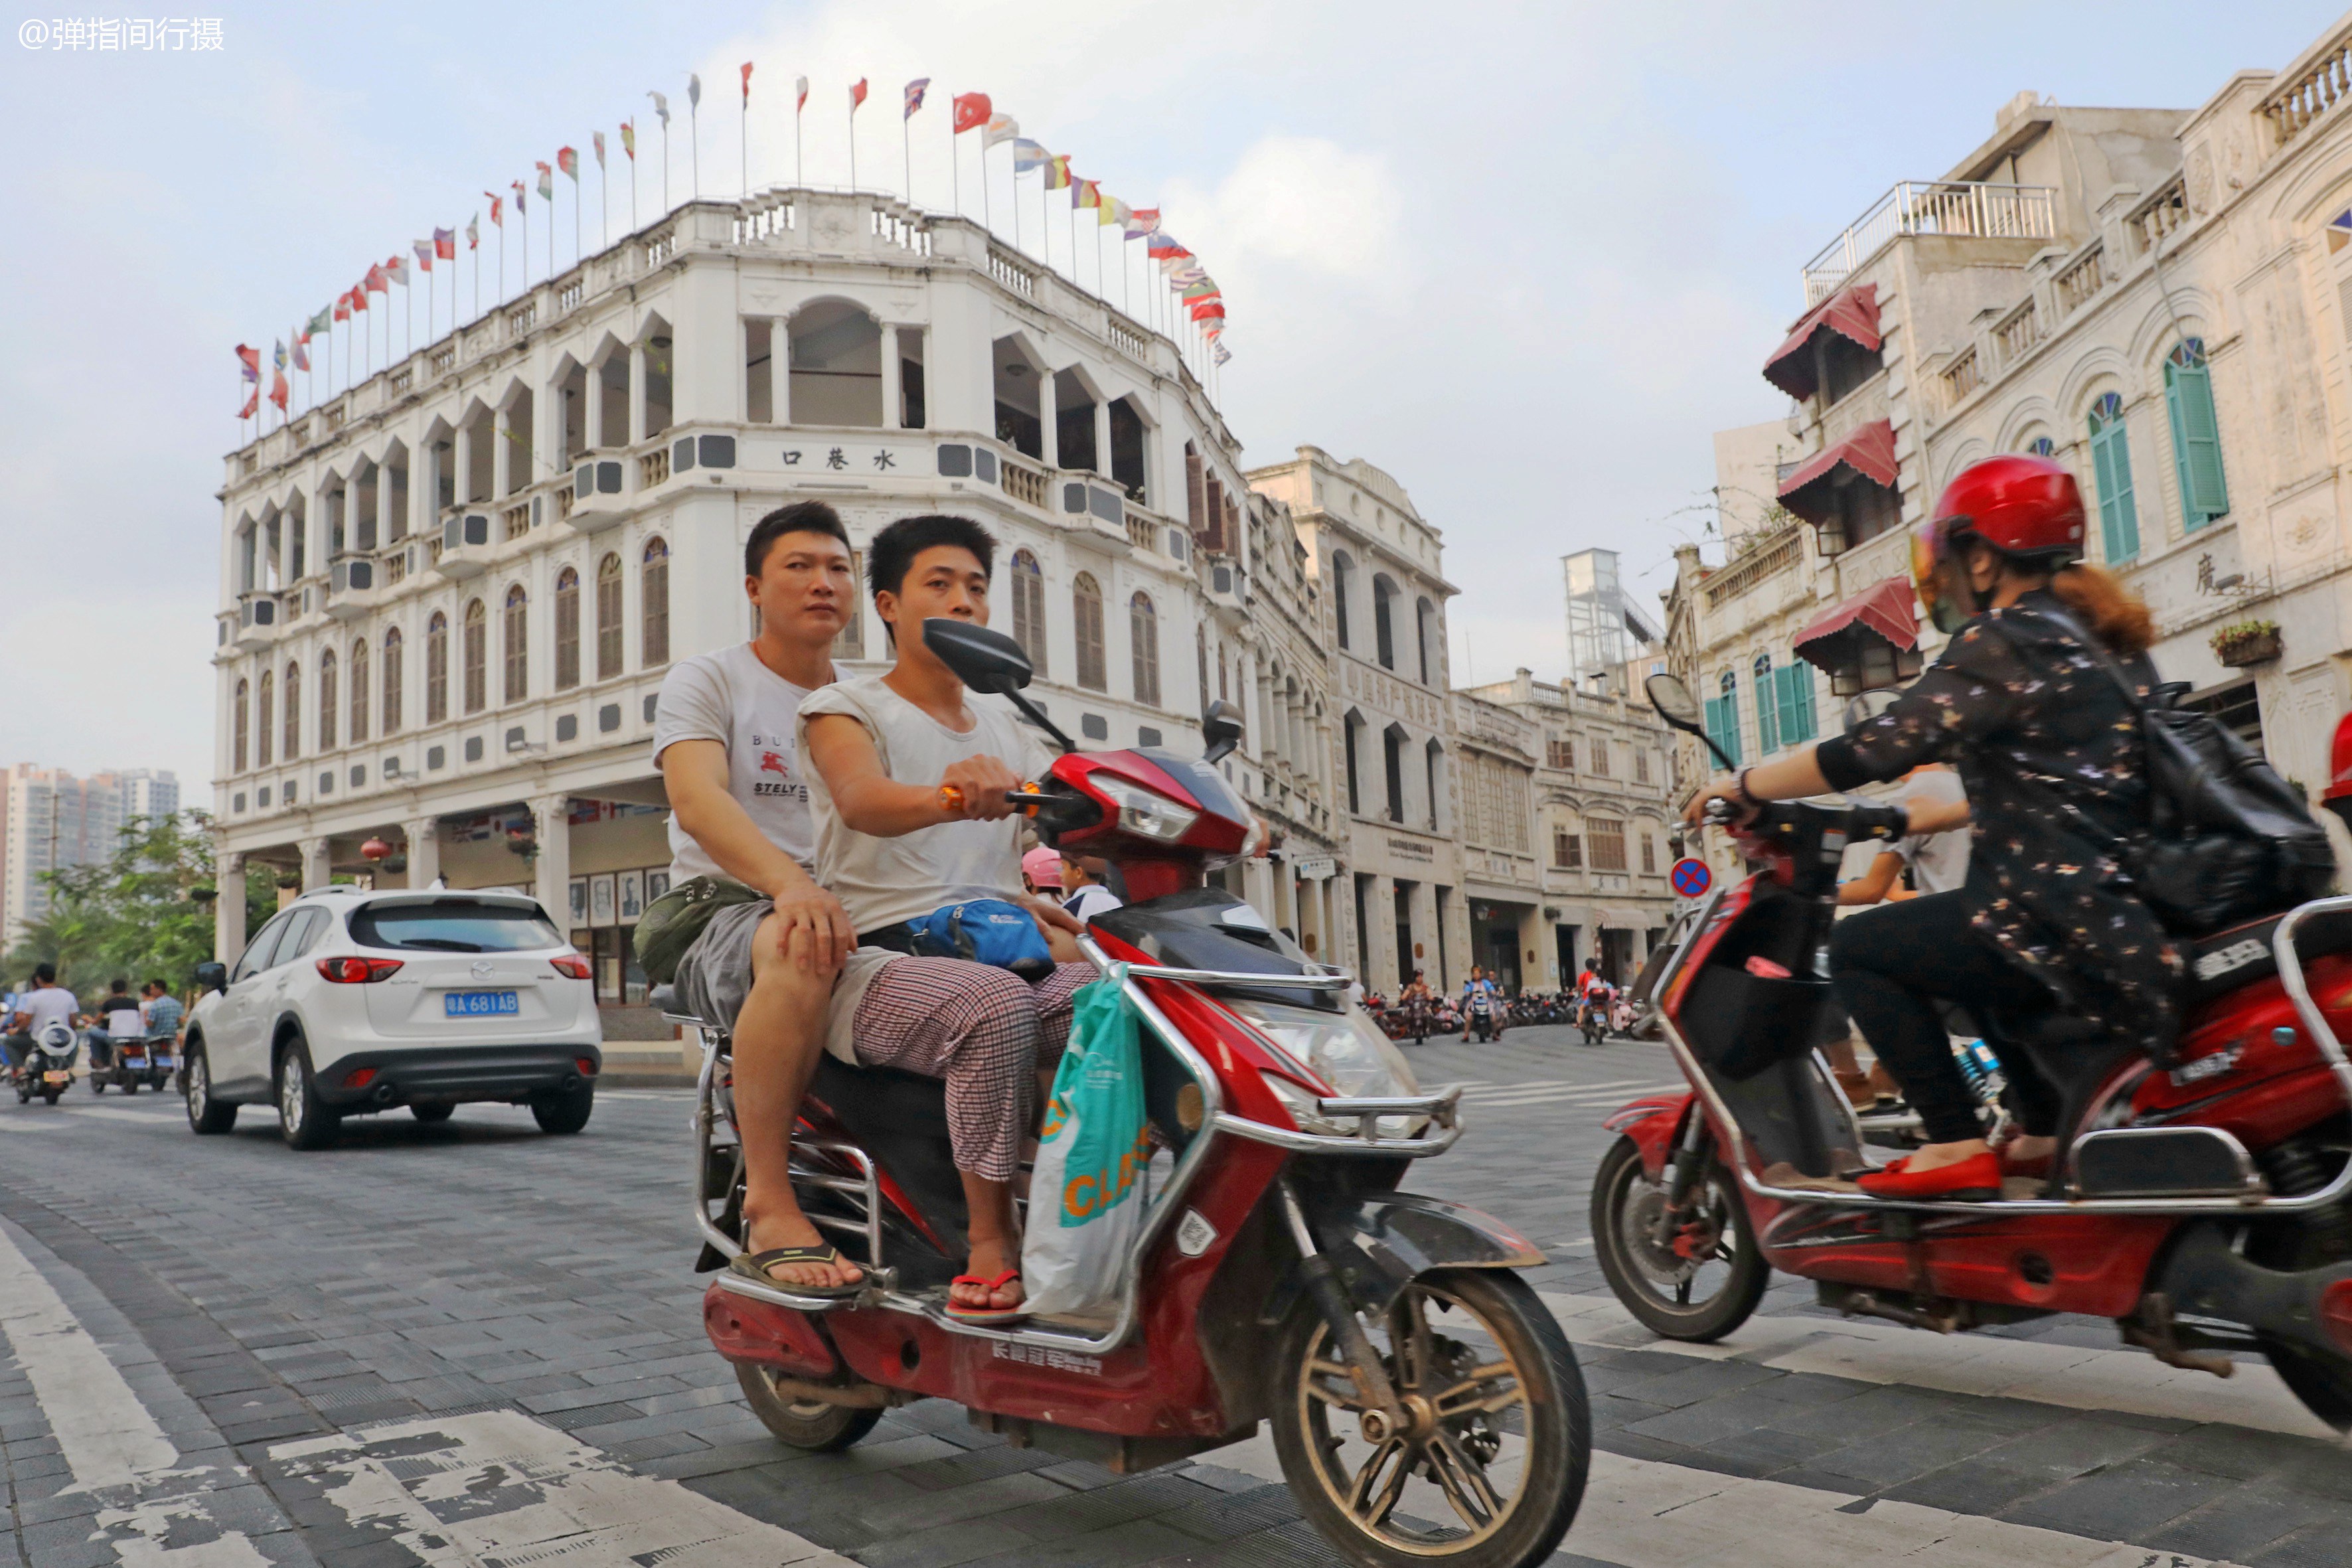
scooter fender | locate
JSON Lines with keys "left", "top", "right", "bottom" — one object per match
{"left": 702, "top": 1281, "right": 838, "bottom": 1379}
{"left": 1261, "top": 1190, "right": 1545, "bottom": 1326}
{"left": 1602, "top": 1092, "right": 1696, "bottom": 1183}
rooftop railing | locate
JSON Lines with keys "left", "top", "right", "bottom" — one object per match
{"left": 1801, "top": 181, "right": 2057, "bottom": 304}
{"left": 2263, "top": 24, "right": 2352, "bottom": 155}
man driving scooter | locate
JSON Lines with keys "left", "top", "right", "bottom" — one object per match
{"left": 5, "top": 964, "right": 83, "bottom": 1080}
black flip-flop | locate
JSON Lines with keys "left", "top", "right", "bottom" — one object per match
{"left": 729, "top": 1244, "right": 866, "bottom": 1298}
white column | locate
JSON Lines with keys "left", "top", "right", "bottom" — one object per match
{"left": 878, "top": 325, "right": 902, "bottom": 431}
{"left": 629, "top": 346, "right": 647, "bottom": 446}
{"left": 1093, "top": 397, "right": 1113, "bottom": 479}
{"left": 1037, "top": 366, "right": 1059, "bottom": 469}
{"left": 299, "top": 836, "right": 332, "bottom": 892}
{"left": 214, "top": 850, "right": 246, "bottom": 965}
{"left": 775, "top": 317, "right": 792, "bottom": 425}
{"left": 493, "top": 407, "right": 514, "bottom": 495}
{"left": 404, "top": 816, "right": 441, "bottom": 890}
{"left": 530, "top": 793, "right": 571, "bottom": 921}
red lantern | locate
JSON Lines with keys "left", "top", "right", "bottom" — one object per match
{"left": 360, "top": 836, "right": 394, "bottom": 863}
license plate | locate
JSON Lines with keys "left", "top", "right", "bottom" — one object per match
{"left": 444, "top": 990, "right": 519, "bottom": 1018}
{"left": 43, "top": 1071, "right": 70, "bottom": 1084}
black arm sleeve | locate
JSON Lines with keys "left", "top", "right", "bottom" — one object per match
{"left": 1814, "top": 621, "right": 2024, "bottom": 791}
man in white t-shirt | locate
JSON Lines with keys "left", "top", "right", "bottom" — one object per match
{"left": 800, "top": 514, "right": 1088, "bottom": 1325}
{"left": 653, "top": 501, "right": 862, "bottom": 1296}
{"left": 6, "top": 963, "right": 84, "bottom": 1074}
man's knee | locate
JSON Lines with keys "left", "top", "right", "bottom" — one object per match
{"left": 746, "top": 912, "right": 834, "bottom": 1004}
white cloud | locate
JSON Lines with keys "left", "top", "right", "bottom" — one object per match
{"left": 1166, "top": 135, "right": 1403, "bottom": 287}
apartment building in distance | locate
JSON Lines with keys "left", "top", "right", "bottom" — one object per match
{"left": 1672, "top": 17, "right": 2352, "bottom": 882}
{"left": 1, "top": 765, "right": 181, "bottom": 947}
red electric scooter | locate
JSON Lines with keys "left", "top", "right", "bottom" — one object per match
{"left": 674, "top": 621, "right": 1591, "bottom": 1568}
{"left": 1592, "top": 672, "right": 2352, "bottom": 1431}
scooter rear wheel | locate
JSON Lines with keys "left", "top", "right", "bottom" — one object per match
{"left": 1272, "top": 1268, "right": 1587, "bottom": 1568}
{"left": 1591, "top": 1135, "right": 1768, "bottom": 1342}
{"left": 736, "top": 1363, "right": 882, "bottom": 1452}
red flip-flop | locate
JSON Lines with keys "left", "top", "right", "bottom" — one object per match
{"left": 945, "top": 1269, "right": 1027, "bottom": 1324}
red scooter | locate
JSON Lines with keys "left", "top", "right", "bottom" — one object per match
{"left": 1593, "top": 672, "right": 2352, "bottom": 1431}
{"left": 676, "top": 621, "right": 1590, "bottom": 1568}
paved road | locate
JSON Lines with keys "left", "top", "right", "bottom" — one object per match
{"left": 0, "top": 1028, "right": 2345, "bottom": 1567}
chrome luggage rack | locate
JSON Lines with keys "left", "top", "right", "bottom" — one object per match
{"left": 681, "top": 938, "right": 1465, "bottom": 1353}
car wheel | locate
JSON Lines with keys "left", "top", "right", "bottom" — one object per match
{"left": 411, "top": 1103, "right": 456, "bottom": 1125}
{"left": 275, "top": 1036, "right": 341, "bottom": 1151}
{"left": 185, "top": 1046, "right": 239, "bottom": 1135}
{"left": 530, "top": 1082, "right": 595, "bottom": 1135}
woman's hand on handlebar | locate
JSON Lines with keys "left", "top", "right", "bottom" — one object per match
{"left": 1684, "top": 775, "right": 1759, "bottom": 828}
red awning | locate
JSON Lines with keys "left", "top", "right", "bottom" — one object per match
{"left": 1777, "top": 418, "right": 1898, "bottom": 527}
{"left": 1761, "top": 283, "right": 1882, "bottom": 401}
{"left": 1794, "top": 576, "right": 1920, "bottom": 659}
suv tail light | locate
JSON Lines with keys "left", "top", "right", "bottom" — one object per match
{"left": 317, "top": 957, "right": 404, "bottom": 984}
{"left": 549, "top": 953, "right": 592, "bottom": 980}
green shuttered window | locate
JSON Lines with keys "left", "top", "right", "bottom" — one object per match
{"left": 2164, "top": 340, "right": 2229, "bottom": 530}
{"left": 2088, "top": 391, "right": 2139, "bottom": 564}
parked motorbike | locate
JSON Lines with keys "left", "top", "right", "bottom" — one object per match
{"left": 1591, "top": 673, "right": 2352, "bottom": 1433}
{"left": 681, "top": 620, "right": 1591, "bottom": 1568}
{"left": 14, "top": 1021, "right": 76, "bottom": 1105}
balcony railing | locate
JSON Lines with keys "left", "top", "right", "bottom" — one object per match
{"left": 1992, "top": 297, "right": 2043, "bottom": 367}
{"left": 1703, "top": 527, "right": 1804, "bottom": 609}
{"left": 1801, "top": 181, "right": 2058, "bottom": 304}
{"left": 1940, "top": 347, "right": 1982, "bottom": 409}
{"left": 1002, "top": 459, "right": 1046, "bottom": 509}
{"left": 2264, "top": 25, "right": 2352, "bottom": 154}
{"left": 988, "top": 248, "right": 1039, "bottom": 301}
{"left": 2052, "top": 243, "right": 2108, "bottom": 319}
{"left": 2128, "top": 176, "right": 2189, "bottom": 256}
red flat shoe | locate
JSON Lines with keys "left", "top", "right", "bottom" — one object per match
{"left": 1855, "top": 1150, "right": 2003, "bottom": 1202}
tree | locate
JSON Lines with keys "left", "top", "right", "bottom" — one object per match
{"left": 3, "top": 813, "right": 270, "bottom": 998}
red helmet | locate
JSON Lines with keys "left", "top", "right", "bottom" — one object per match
{"left": 1913, "top": 455, "right": 2086, "bottom": 631}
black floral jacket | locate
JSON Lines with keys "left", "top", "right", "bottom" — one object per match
{"left": 1815, "top": 590, "right": 2183, "bottom": 1058}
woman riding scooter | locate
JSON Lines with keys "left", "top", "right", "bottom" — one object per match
{"left": 1683, "top": 455, "right": 2180, "bottom": 1201}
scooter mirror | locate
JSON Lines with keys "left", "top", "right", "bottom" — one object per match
{"left": 1645, "top": 673, "right": 1703, "bottom": 731}
{"left": 1202, "top": 699, "right": 1243, "bottom": 763}
{"left": 194, "top": 961, "right": 228, "bottom": 994}
{"left": 921, "top": 618, "right": 1033, "bottom": 695}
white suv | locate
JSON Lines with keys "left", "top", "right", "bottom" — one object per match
{"left": 185, "top": 886, "right": 604, "bottom": 1149}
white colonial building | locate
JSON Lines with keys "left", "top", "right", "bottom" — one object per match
{"left": 1672, "top": 17, "right": 2352, "bottom": 880}
{"left": 212, "top": 189, "right": 1257, "bottom": 1033}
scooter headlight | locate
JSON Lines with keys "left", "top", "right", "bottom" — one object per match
{"left": 1229, "top": 997, "right": 1423, "bottom": 1138}
{"left": 1091, "top": 774, "right": 1202, "bottom": 842}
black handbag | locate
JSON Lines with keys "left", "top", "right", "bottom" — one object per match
{"left": 2040, "top": 610, "right": 2334, "bottom": 935}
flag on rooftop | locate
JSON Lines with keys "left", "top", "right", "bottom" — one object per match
{"left": 1190, "top": 300, "right": 1225, "bottom": 321}
{"left": 236, "top": 343, "right": 259, "bottom": 380}
{"left": 333, "top": 295, "right": 351, "bottom": 322}
{"left": 364, "top": 263, "right": 388, "bottom": 294}
{"left": 240, "top": 389, "right": 258, "bottom": 420}
{"left": 952, "top": 92, "right": 990, "bottom": 133}
{"left": 1073, "top": 178, "right": 1101, "bottom": 209}
{"left": 269, "top": 369, "right": 289, "bottom": 412}
{"left": 593, "top": 131, "right": 605, "bottom": 168}
{"left": 291, "top": 335, "right": 310, "bottom": 372}
{"left": 386, "top": 253, "right": 409, "bottom": 286}
{"left": 1100, "top": 196, "right": 1131, "bottom": 228}
{"left": 1123, "top": 206, "right": 1160, "bottom": 238}
{"left": 850, "top": 78, "right": 868, "bottom": 112}
{"left": 1168, "top": 263, "right": 1206, "bottom": 285}
{"left": 272, "top": 340, "right": 287, "bottom": 371}
{"left": 647, "top": 91, "right": 669, "bottom": 127}
{"left": 305, "top": 307, "right": 332, "bottom": 337}
{"left": 740, "top": 61, "right": 752, "bottom": 102}
{"left": 1042, "top": 154, "right": 1071, "bottom": 190}
{"left": 1183, "top": 279, "right": 1219, "bottom": 301}
{"left": 512, "top": 178, "right": 526, "bottom": 213}
{"left": 1012, "top": 138, "right": 1051, "bottom": 172}
{"left": 796, "top": 75, "right": 809, "bottom": 112}
{"left": 1213, "top": 341, "right": 1231, "bottom": 365}
{"left": 484, "top": 191, "right": 503, "bottom": 225}
{"left": 982, "top": 112, "right": 1018, "bottom": 147}
{"left": 466, "top": 215, "right": 479, "bottom": 250}
{"left": 558, "top": 146, "right": 578, "bottom": 181}
{"left": 688, "top": 73, "right": 700, "bottom": 110}
{"left": 904, "top": 78, "right": 929, "bottom": 118}
{"left": 536, "top": 161, "right": 554, "bottom": 200}
{"left": 414, "top": 238, "right": 433, "bottom": 272}
{"left": 349, "top": 283, "right": 367, "bottom": 312}
{"left": 434, "top": 226, "right": 456, "bottom": 260}
{"left": 621, "top": 121, "right": 635, "bottom": 160}
{"left": 1147, "top": 232, "right": 1190, "bottom": 260}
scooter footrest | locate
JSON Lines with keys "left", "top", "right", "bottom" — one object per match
{"left": 2073, "top": 1127, "right": 2262, "bottom": 1199}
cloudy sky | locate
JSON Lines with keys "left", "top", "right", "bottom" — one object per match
{"left": 0, "top": 0, "right": 2331, "bottom": 804}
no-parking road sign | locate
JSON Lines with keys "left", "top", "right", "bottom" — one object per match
{"left": 1670, "top": 858, "right": 1712, "bottom": 898}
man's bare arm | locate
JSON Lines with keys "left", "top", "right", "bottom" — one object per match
{"left": 803, "top": 714, "right": 1023, "bottom": 836}
{"left": 660, "top": 739, "right": 853, "bottom": 969}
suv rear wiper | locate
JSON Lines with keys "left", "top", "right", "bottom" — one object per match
{"left": 398, "top": 937, "right": 485, "bottom": 952}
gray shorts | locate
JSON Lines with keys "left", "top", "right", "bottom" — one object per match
{"left": 673, "top": 898, "right": 771, "bottom": 1034}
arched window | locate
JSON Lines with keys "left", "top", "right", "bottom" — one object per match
{"left": 503, "top": 584, "right": 529, "bottom": 702}
{"left": 1704, "top": 669, "right": 1741, "bottom": 765}
{"left": 1072, "top": 572, "right": 1107, "bottom": 691}
{"left": 1382, "top": 724, "right": 1406, "bottom": 823}
{"left": 382, "top": 625, "right": 403, "bottom": 734}
{"left": 462, "top": 599, "right": 487, "bottom": 714}
{"left": 2088, "top": 390, "right": 2140, "bottom": 564}
{"left": 349, "top": 637, "right": 369, "bottom": 743}
{"left": 2164, "top": 338, "right": 2229, "bottom": 529}
{"left": 317, "top": 650, "right": 337, "bottom": 751}
{"left": 785, "top": 299, "right": 884, "bottom": 426}
{"left": 2026, "top": 435, "right": 2056, "bottom": 457}
{"left": 1425, "top": 740, "right": 1444, "bottom": 832}
{"left": 1331, "top": 552, "right": 1355, "bottom": 650}
{"left": 1129, "top": 592, "right": 1160, "bottom": 707}
{"left": 1416, "top": 597, "right": 1437, "bottom": 685}
{"left": 283, "top": 663, "right": 301, "bottom": 760}
{"left": 233, "top": 678, "right": 250, "bottom": 772}
{"left": 554, "top": 566, "right": 581, "bottom": 690}
{"left": 1753, "top": 652, "right": 1778, "bottom": 753}
{"left": 1343, "top": 711, "right": 1365, "bottom": 815}
{"left": 256, "top": 670, "right": 274, "bottom": 767}
{"left": 595, "top": 553, "right": 623, "bottom": 679}
{"left": 428, "top": 613, "right": 450, "bottom": 723}
{"left": 642, "top": 538, "right": 670, "bottom": 667}
{"left": 1010, "top": 550, "right": 1047, "bottom": 673}
{"left": 1372, "top": 575, "right": 1397, "bottom": 670}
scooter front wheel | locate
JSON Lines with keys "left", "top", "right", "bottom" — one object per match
{"left": 736, "top": 1363, "right": 882, "bottom": 1452}
{"left": 1272, "top": 1269, "right": 1587, "bottom": 1568}
{"left": 1590, "top": 1135, "right": 1768, "bottom": 1342}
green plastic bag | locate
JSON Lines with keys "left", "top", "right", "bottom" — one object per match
{"left": 1022, "top": 965, "right": 1152, "bottom": 1316}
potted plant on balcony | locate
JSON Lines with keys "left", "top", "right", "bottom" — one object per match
{"left": 2212, "top": 619, "right": 2281, "bottom": 668}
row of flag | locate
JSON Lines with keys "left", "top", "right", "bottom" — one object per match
{"left": 236, "top": 66, "right": 1231, "bottom": 423}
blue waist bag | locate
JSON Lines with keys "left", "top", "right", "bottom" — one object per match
{"left": 910, "top": 898, "right": 1055, "bottom": 980}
